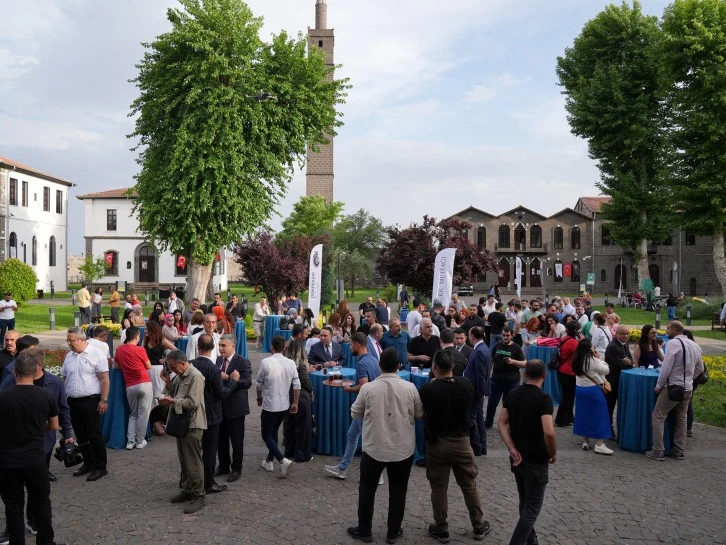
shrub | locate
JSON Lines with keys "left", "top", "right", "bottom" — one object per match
{"left": 0, "top": 259, "right": 38, "bottom": 304}
{"left": 81, "top": 322, "right": 122, "bottom": 338}
{"left": 679, "top": 297, "right": 726, "bottom": 321}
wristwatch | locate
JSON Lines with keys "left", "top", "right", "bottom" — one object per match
{"left": 100, "top": 399, "right": 108, "bottom": 403}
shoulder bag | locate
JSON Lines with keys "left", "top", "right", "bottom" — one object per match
{"left": 547, "top": 339, "right": 565, "bottom": 371}
{"left": 166, "top": 407, "right": 197, "bottom": 438}
{"left": 583, "top": 361, "right": 612, "bottom": 395}
{"left": 666, "top": 340, "right": 687, "bottom": 401}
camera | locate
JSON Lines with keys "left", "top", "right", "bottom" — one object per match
{"left": 53, "top": 440, "right": 84, "bottom": 467}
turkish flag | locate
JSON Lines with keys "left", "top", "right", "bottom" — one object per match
{"left": 564, "top": 263, "right": 572, "bottom": 277}
{"left": 176, "top": 255, "right": 187, "bottom": 270}
{"left": 104, "top": 252, "right": 114, "bottom": 267}
{"left": 216, "top": 252, "right": 221, "bottom": 263}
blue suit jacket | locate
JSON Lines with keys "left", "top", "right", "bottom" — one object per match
{"left": 308, "top": 341, "right": 345, "bottom": 366}
{"left": 463, "top": 341, "right": 492, "bottom": 399}
{"left": 215, "top": 353, "right": 252, "bottom": 419}
{"left": 191, "top": 356, "right": 236, "bottom": 427}
{"left": 367, "top": 336, "right": 380, "bottom": 362}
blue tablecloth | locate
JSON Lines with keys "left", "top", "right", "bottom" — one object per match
{"left": 312, "top": 368, "right": 357, "bottom": 456}
{"left": 399, "top": 308, "right": 409, "bottom": 323}
{"left": 234, "top": 320, "right": 249, "bottom": 358}
{"left": 137, "top": 326, "right": 145, "bottom": 345}
{"left": 342, "top": 342, "right": 355, "bottom": 368}
{"left": 410, "top": 370, "right": 430, "bottom": 462}
{"left": 102, "top": 369, "right": 151, "bottom": 450}
{"left": 175, "top": 336, "right": 189, "bottom": 352}
{"left": 262, "top": 315, "right": 284, "bottom": 352}
{"left": 527, "top": 345, "right": 562, "bottom": 405}
{"left": 617, "top": 368, "right": 672, "bottom": 453}
{"left": 273, "top": 328, "right": 292, "bottom": 342}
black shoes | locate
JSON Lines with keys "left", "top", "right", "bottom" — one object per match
{"left": 48, "top": 471, "right": 57, "bottom": 482}
{"left": 72, "top": 464, "right": 92, "bottom": 477}
{"left": 346, "top": 527, "right": 373, "bottom": 543}
{"left": 205, "top": 482, "right": 227, "bottom": 493}
{"left": 227, "top": 470, "right": 241, "bottom": 482}
{"left": 473, "top": 521, "right": 492, "bottom": 540}
{"left": 86, "top": 469, "right": 108, "bottom": 482}
{"left": 428, "top": 525, "right": 451, "bottom": 544}
{"left": 386, "top": 528, "right": 403, "bottom": 544}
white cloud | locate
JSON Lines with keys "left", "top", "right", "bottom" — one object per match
{"left": 0, "top": 114, "right": 104, "bottom": 151}
{"left": 464, "top": 85, "right": 497, "bottom": 103}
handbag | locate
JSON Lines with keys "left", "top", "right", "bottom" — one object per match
{"left": 693, "top": 361, "right": 709, "bottom": 385}
{"left": 547, "top": 339, "right": 565, "bottom": 371}
{"left": 666, "top": 340, "right": 687, "bottom": 402}
{"left": 165, "top": 408, "right": 195, "bottom": 438}
{"left": 583, "top": 371, "right": 611, "bottom": 395}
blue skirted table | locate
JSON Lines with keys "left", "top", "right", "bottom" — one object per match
{"left": 234, "top": 320, "right": 249, "bottom": 358}
{"left": 311, "top": 368, "right": 357, "bottom": 456}
{"left": 273, "top": 328, "right": 292, "bottom": 343}
{"left": 102, "top": 369, "right": 151, "bottom": 450}
{"left": 617, "top": 368, "right": 672, "bottom": 453}
{"left": 410, "top": 370, "right": 430, "bottom": 462}
{"left": 137, "top": 326, "right": 146, "bottom": 345}
{"left": 342, "top": 343, "right": 355, "bottom": 369}
{"left": 262, "top": 315, "right": 284, "bottom": 353}
{"left": 175, "top": 336, "right": 189, "bottom": 353}
{"left": 527, "top": 345, "right": 562, "bottom": 405}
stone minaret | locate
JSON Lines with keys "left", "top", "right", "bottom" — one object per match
{"left": 306, "top": 0, "right": 335, "bottom": 201}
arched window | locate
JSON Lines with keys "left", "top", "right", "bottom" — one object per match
{"left": 49, "top": 236, "right": 56, "bottom": 267}
{"left": 514, "top": 224, "right": 526, "bottom": 251}
{"left": 571, "top": 260, "right": 580, "bottom": 282}
{"left": 685, "top": 232, "right": 695, "bottom": 245}
{"left": 498, "top": 225, "right": 510, "bottom": 249}
{"left": 32, "top": 236, "right": 37, "bottom": 266}
{"left": 601, "top": 225, "right": 612, "bottom": 246}
{"left": 600, "top": 268, "right": 606, "bottom": 282}
{"left": 477, "top": 226, "right": 486, "bottom": 250}
{"left": 571, "top": 226, "right": 581, "bottom": 249}
{"left": 105, "top": 251, "right": 119, "bottom": 275}
{"left": 8, "top": 232, "right": 17, "bottom": 259}
{"left": 553, "top": 227, "right": 563, "bottom": 249}
{"left": 530, "top": 225, "right": 542, "bottom": 248}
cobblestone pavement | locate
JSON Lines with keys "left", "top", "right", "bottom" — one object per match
{"left": 7, "top": 344, "right": 725, "bottom": 545}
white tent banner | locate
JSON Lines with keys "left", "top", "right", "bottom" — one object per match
{"left": 515, "top": 257, "right": 523, "bottom": 299}
{"left": 308, "top": 244, "right": 323, "bottom": 319}
{"left": 432, "top": 248, "right": 457, "bottom": 306}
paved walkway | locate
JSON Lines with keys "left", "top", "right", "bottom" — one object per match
{"left": 11, "top": 345, "right": 725, "bottom": 545}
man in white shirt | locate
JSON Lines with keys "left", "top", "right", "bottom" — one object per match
{"left": 575, "top": 305, "right": 589, "bottom": 327}
{"left": 62, "top": 327, "right": 110, "bottom": 482}
{"left": 256, "top": 335, "right": 300, "bottom": 478}
{"left": 87, "top": 325, "right": 113, "bottom": 369}
{"left": 562, "top": 297, "right": 575, "bottom": 316}
{"left": 165, "top": 291, "right": 185, "bottom": 315}
{"left": 346, "top": 347, "right": 424, "bottom": 544}
{"left": 0, "top": 292, "right": 18, "bottom": 347}
{"left": 253, "top": 297, "right": 270, "bottom": 350}
{"left": 187, "top": 314, "right": 221, "bottom": 361}
{"left": 406, "top": 299, "right": 423, "bottom": 332}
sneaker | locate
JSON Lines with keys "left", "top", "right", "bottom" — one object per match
{"left": 582, "top": 442, "right": 590, "bottom": 451}
{"left": 473, "top": 521, "right": 491, "bottom": 540}
{"left": 280, "top": 458, "right": 293, "bottom": 478}
{"left": 260, "top": 459, "right": 274, "bottom": 472}
{"left": 428, "top": 524, "right": 451, "bottom": 543}
{"left": 386, "top": 528, "right": 403, "bottom": 544}
{"left": 136, "top": 439, "right": 148, "bottom": 449}
{"left": 645, "top": 450, "right": 665, "bottom": 461}
{"left": 324, "top": 464, "right": 347, "bottom": 479}
{"left": 125, "top": 440, "right": 135, "bottom": 450}
{"left": 346, "top": 526, "right": 373, "bottom": 543}
{"left": 594, "top": 443, "right": 613, "bottom": 455}
{"left": 378, "top": 476, "right": 385, "bottom": 485}
{"left": 669, "top": 451, "right": 685, "bottom": 461}
{"left": 25, "top": 520, "right": 38, "bottom": 535}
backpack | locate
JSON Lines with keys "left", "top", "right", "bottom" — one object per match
{"left": 278, "top": 316, "right": 290, "bottom": 330}
{"left": 547, "top": 338, "right": 566, "bottom": 371}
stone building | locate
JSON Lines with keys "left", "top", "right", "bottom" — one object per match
{"left": 306, "top": 0, "right": 335, "bottom": 201}
{"left": 449, "top": 196, "right": 720, "bottom": 298}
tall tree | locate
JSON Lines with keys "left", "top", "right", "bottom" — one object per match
{"left": 129, "top": 0, "right": 347, "bottom": 301}
{"left": 332, "top": 209, "right": 387, "bottom": 297}
{"left": 556, "top": 1, "right": 670, "bottom": 289}
{"left": 376, "top": 216, "right": 497, "bottom": 296}
{"left": 661, "top": 0, "right": 726, "bottom": 296}
{"left": 277, "top": 195, "right": 344, "bottom": 243}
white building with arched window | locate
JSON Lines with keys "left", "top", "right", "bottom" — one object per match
{"left": 77, "top": 188, "right": 228, "bottom": 293}
{"left": 0, "top": 157, "right": 71, "bottom": 291}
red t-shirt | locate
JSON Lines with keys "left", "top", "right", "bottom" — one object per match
{"left": 114, "top": 344, "right": 151, "bottom": 387}
{"left": 558, "top": 336, "right": 579, "bottom": 376}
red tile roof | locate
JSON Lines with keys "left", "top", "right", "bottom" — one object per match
{"left": 76, "top": 188, "right": 137, "bottom": 200}
{"left": 0, "top": 156, "right": 74, "bottom": 186}
{"left": 579, "top": 196, "right": 611, "bottom": 213}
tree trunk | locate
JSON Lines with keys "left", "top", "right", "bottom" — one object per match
{"left": 635, "top": 236, "right": 649, "bottom": 291}
{"left": 713, "top": 222, "right": 726, "bottom": 297}
{"left": 350, "top": 274, "right": 356, "bottom": 298}
{"left": 185, "top": 256, "right": 214, "bottom": 304}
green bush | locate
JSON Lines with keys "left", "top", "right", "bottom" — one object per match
{"left": 382, "top": 283, "right": 398, "bottom": 304}
{"left": 679, "top": 297, "right": 726, "bottom": 321}
{"left": 0, "top": 259, "right": 38, "bottom": 304}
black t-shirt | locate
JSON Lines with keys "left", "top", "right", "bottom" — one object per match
{"left": 0, "top": 350, "right": 14, "bottom": 372}
{"left": 0, "top": 385, "right": 59, "bottom": 468}
{"left": 487, "top": 311, "right": 507, "bottom": 334}
{"left": 491, "top": 342, "right": 526, "bottom": 382}
{"left": 420, "top": 376, "right": 473, "bottom": 440}
{"left": 503, "top": 384, "right": 553, "bottom": 465}
{"left": 359, "top": 302, "right": 375, "bottom": 315}
{"left": 408, "top": 335, "right": 441, "bottom": 363}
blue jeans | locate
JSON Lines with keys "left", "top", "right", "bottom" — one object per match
{"left": 260, "top": 409, "right": 287, "bottom": 462}
{"left": 0, "top": 318, "right": 14, "bottom": 346}
{"left": 485, "top": 378, "right": 521, "bottom": 428}
{"left": 510, "top": 463, "right": 549, "bottom": 545}
{"left": 489, "top": 334, "right": 503, "bottom": 351}
{"left": 339, "top": 418, "right": 363, "bottom": 470}
{"left": 667, "top": 305, "right": 677, "bottom": 320}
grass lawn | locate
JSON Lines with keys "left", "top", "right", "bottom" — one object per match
{"left": 613, "top": 306, "right": 710, "bottom": 328}
{"left": 17, "top": 304, "right": 156, "bottom": 334}
{"left": 694, "top": 381, "right": 726, "bottom": 428}
{"left": 691, "top": 330, "right": 726, "bottom": 340}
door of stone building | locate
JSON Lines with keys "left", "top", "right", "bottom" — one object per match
{"left": 498, "top": 258, "right": 510, "bottom": 288}
{"left": 530, "top": 258, "right": 542, "bottom": 288}
{"left": 138, "top": 246, "right": 156, "bottom": 283}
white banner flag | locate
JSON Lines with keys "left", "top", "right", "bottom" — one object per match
{"left": 432, "top": 248, "right": 457, "bottom": 306}
{"left": 308, "top": 244, "right": 323, "bottom": 320}
{"left": 515, "top": 257, "right": 523, "bottom": 299}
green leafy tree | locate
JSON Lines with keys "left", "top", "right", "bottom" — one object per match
{"left": 129, "top": 0, "right": 348, "bottom": 301}
{"left": 556, "top": 1, "right": 671, "bottom": 288}
{"left": 79, "top": 256, "right": 109, "bottom": 284}
{"left": 277, "top": 195, "right": 344, "bottom": 243}
{"left": 661, "top": 0, "right": 726, "bottom": 296}
{"left": 0, "top": 259, "right": 38, "bottom": 304}
{"left": 332, "top": 209, "right": 387, "bottom": 297}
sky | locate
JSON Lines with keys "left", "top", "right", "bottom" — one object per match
{"left": 0, "top": 0, "right": 672, "bottom": 254}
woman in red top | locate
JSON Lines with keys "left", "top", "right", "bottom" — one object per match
{"left": 114, "top": 326, "right": 153, "bottom": 450}
{"left": 554, "top": 320, "right": 582, "bottom": 427}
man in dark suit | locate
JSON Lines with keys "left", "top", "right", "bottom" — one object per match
{"left": 453, "top": 328, "right": 472, "bottom": 358}
{"left": 215, "top": 334, "right": 252, "bottom": 483}
{"left": 604, "top": 325, "right": 633, "bottom": 438}
{"left": 439, "top": 328, "right": 467, "bottom": 376}
{"left": 190, "top": 334, "right": 239, "bottom": 494}
{"left": 464, "top": 327, "right": 492, "bottom": 455}
{"left": 308, "top": 327, "right": 345, "bottom": 368}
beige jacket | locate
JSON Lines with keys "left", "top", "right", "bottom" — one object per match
{"left": 165, "top": 363, "right": 207, "bottom": 430}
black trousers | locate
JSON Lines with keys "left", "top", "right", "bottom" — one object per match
{"left": 283, "top": 391, "right": 312, "bottom": 462}
{"left": 554, "top": 372, "right": 575, "bottom": 426}
{"left": 68, "top": 395, "right": 107, "bottom": 470}
{"left": 202, "top": 423, "right": 220, "bottom": 489}
{"left": 358, "top": 453, "right": 413, "bottom": 535}
{"left": 510, "top": 463, "right": 549, "bottom": 545}
{"left": 217, "top": 416, "right": 245, "bottom": 472}
{"left": 0, "top": 464, "right": 54, "bottom": 545}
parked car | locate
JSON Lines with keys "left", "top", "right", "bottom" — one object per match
{"left": 455, "top": 284, "right": 474, "bottom": 296}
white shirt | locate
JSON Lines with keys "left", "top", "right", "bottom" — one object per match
{"left": 62, "top": 343, "right": 109, "bottom": 398}
{"left": 590, "top": 326, "right": 611, "bottom": 357}
{"left": 168, "top": 299, "right": 179, "bottom": 313}
{"left": 351, "top": 373, "right": 424, "bottom": 462}
{"left": 87, "top": 338, "right": 111, "bottom": 361}
{"left": 563, "top": 304, "right": 575, "bottom": 315}
{"left": 0, "top": 299, "right": 17, "bottom": 320}
{"left": 305, "top": 337, "right": 320, "bottom": 355}
{"left": 254, "top": 302, "right": 270, "bottom": 321}
{"left": 256, "top": 353, "right": 301, "bottom": 412}
{"left": 406, "top": 310, "right": 422, "bottom": 333}
{"left": 577, "top": 314, "right": 589, "bottom": 327}
{"left": 410, "top": 323, "right": 440, "bottom": 338}
{"left": 575, "top": 357, "right": 610, "bottom": 387}
{"left": 186, "top": 331, "right": 220, "bottom": 361}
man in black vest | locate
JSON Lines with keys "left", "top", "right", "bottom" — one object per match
{"left": 604, "top": 325, "right": 633, "bottom": 438}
